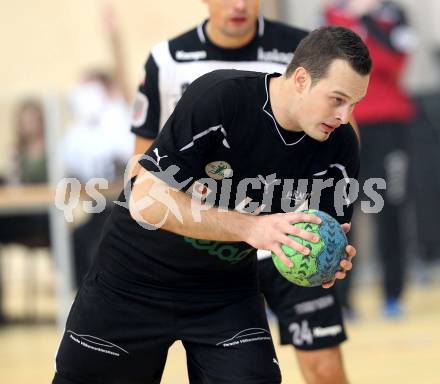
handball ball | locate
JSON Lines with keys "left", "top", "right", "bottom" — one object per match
{"left": 272, "top": 209, "right": 347, "bottom": 287}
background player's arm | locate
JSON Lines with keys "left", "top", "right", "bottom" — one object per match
{"left": 134, "top": 137, "right": 155, "bottom": 156}
{"left": 103, "top": 4, "right": 132, "bottom": 104}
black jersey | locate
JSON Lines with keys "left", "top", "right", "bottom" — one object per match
{"left": 97, "top": 70, "right": 359, "bottom": 301}
{"left": 130, "top": 17, "right": 308, "bottom": 138}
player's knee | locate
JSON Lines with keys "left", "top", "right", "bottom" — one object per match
{"left": 301, "top": 356, "right": 347, "bottom": 384}
{"left": 314, "top": 364, "right": 344, "bottom": 384}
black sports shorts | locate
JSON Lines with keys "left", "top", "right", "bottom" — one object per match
{"left": 53, "top": 270, "right": 282, "bottom": 384}
{"left": 259, "top": 258, "right": 347, "bottom": 350}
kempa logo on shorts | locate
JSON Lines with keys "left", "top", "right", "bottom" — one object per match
{"left": 289, "top": 321, "right": 343, "bottom": 346}
{"left": 67, "top": 330, "right": 129, "bottom": 357}
{"left": 216, "top": 328, "right": 272, "bottom": 348}
{"left": 313, "top": 325, "right": 342, "bottom": 338}
{"left": 205, "top": 161, "right": 233, "bottom": 180}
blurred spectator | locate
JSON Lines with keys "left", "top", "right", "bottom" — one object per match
{"left": 62, "top": 6, "right": 133, "bottom": 288}
{"left": 0, "top": 99, "right": 51, "bottom": 324}
{"left": 63, "top": 71, "right": 132, "bottom": 183}
{"left": 323, "top": 0, "right": 417, "bottom": 318}
{"left": 62, "top": 70, "right": 133, "bottom": 288}
{"left": 410, "top": 49, "right": 440, "bottom": 270}
{"left": 10, "top": 100, "right": 48, "bottom": 184}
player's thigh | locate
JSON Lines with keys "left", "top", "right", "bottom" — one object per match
{"left": 182, "top": 294, "right": 282, "bottom": 384}
{"left": 259, "top": 259, "right": 346, "bottom": 350}
{"left": 53, "top": 272, "right": 174, "bottom": 384}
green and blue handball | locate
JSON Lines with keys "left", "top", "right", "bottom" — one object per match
{"left": 272, "top": 209, "right": 348, "bottom": 287}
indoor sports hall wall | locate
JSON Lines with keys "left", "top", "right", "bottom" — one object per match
{"left": 1, "top": 1, "right": 440, "bottom": 175}
{"left": 0, "top": 0, "right": 207, "bottom": 174}
{"left": 0, "top": 0, "right": 207, "bottom": 93}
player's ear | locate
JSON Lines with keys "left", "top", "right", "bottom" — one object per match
{"left": 292, "top": 67, "right": 310, "bottom": 94}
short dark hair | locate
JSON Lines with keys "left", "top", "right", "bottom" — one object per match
{"left": 285, "top": 26, "right": 372, "bottom": 83}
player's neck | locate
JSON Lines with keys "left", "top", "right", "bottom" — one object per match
{"left": 269, "top": 76, "right": 303, "bottom": 133}
{"left": 205, "top": 21, "right": 256, "bottom": 49}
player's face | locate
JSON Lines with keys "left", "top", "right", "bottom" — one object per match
{"left": 203, "top": 0, "right": 260, "bottom": 38}
{"left": 19, "top": 106, "right": 44, "bottom": 138}
{"left": 296, "top": 59, "right": 369, "bottom": 142}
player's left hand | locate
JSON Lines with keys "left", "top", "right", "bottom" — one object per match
{"left": 322, "top": 222, "right": 356, "bottom": 289}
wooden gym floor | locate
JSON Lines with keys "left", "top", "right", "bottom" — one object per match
{"left": 0, "top": 247, "right": 439, "bottom": 383}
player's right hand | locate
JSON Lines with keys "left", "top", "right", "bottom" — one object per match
{"left": 244, "top": 212, "right": 322, "bottom": 268}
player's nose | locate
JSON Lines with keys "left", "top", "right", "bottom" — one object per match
{"left": 233, "top": 0, "right": 247, "bottom": 11}
{"left": 335, "top": 107, "right": 351, "bottom": 125}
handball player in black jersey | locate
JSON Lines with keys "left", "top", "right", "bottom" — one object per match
{"left": 131, "top": 2, "right": 359, "bottom": 383}
{"left": 53, "top": 26, "right": 371, "bottom": 384}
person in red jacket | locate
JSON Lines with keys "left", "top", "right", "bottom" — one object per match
{"left": 323, "top": 0, "right": 417, "bottom": 318}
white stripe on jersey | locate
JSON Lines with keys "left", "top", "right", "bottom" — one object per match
{"left": 179, "top": 124, "right": 229, "bottom": 151}
{"left": 151, "top": 41, "right": 176, "bottom": 132}
{"left": 313, "top": 163, "right": 353, "bottom": 205}
{"left": 258, "top": 15, "right": 265, "bottom": 36}
{"left": 197, "top": 22, "right": 206, "bottom": 43}
{"left": 330, "top": 163, "right": 352, "bottom": 205}
{"left": 262, "top": 74, "right": 306, "bottom": 146}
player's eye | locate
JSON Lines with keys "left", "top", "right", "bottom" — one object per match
{"left": 330, "top": 97, "right": 344, "bottom": 107}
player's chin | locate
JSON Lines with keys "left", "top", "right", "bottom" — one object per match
{"left": 308, "top": 128, "right": 331, "bottom": 142}
{"left": 226, "top": 21, "right": 252, "bottom": 35}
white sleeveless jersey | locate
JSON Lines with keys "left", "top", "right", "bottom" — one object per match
{"left": 131, "top": 17, "right": 308, "bottom": 138}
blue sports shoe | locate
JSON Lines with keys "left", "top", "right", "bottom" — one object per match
{"left": 383, "top": 297, "right": 403, "bottom": 319}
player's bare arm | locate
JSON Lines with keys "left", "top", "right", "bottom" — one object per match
{"left": 134, "top": 136, "right": 154, "bottom": 156}
{"left": 130, "top": 168, "right": 323, "bottom": 268}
